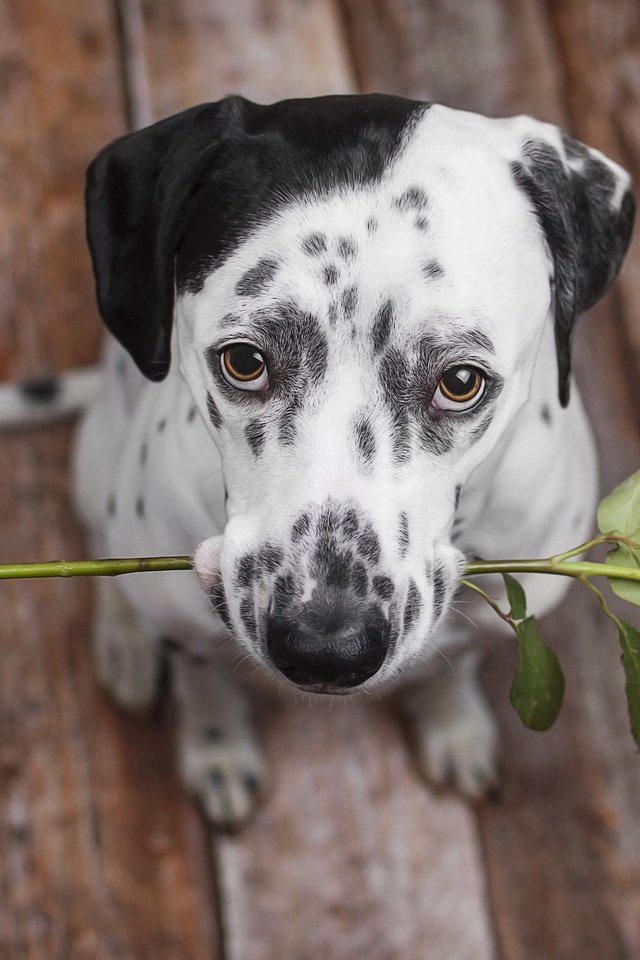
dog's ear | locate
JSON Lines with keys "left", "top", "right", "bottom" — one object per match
{"left": 85, "top": 99, "right": 244, "bottom": 381}
{"left": 510, "top": 126, "right": 635, "bottom": 406}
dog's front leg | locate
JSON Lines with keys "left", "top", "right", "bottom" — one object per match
{"left": 401, "top": 649, "right": 499, "bottom": 801}
{"left": 93, "top": 578, "right": 161, "bottom": 710}
{"left": 172, "top": 649, "right": 267, "bottom": 828}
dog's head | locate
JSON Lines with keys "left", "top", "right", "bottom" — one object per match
{"left": 86, "top": 95, "right": 634, "bottom": 694}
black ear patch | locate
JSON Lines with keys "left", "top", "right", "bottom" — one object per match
{"left": 86, "top": 93, "right": 425, "bottom": 381}
{"left": 510, "top": 134, "right": 634, "bottom": 406}
{"left": 86, "top": 101, "right": 240, "bottom": 380}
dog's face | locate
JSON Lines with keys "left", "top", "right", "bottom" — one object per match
{"left": 86, "top": 96, "right": 634, "bottom": 694}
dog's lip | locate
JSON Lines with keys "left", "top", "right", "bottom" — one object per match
{"left": 293, "top": 682, "right": 360, "bottom": 697}
{"left": 193, "top": 535, "right": 224, "bottom": 590}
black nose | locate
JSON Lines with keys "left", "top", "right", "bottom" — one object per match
{"left": 266, "top": 615, "right": 388, "bottom": 688}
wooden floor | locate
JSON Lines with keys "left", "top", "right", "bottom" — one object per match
{"left": 1, "top": 1, "right": 640, "bottom": 957}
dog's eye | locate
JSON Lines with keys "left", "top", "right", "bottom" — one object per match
{"left": 220, "top": 343, "right": 269, "bottom": 391}
{"left": 433, "top": 366, "right": 485, "bottom": 411}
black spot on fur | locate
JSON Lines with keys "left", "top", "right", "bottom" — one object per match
{"left": 292, "top": 513, "right": 311, "bottom": 541}
{"left": 245, "top": 419, "right": 265, "bottom": 458}
{"left": 541, "top": 404, "right": 552, "bottom": 425}
{"left": 273, "top": 572, "right": 298, "bottom": 609}
{"left": 318, "top": 542, "right": 353, "bottom": 589}
{"left": 373, "top": 574, "right": 394, "bottom": 601}
{"left": 235, "top": 258, "right": 279, "bottom": 296}
{"left": 337, "top": 236, "right": 357, "bottom": 260}
{"left": 135, "top": 496, "right": 145, "bottom": 518}
{"left": 302, "top": 233, "right": 327, "bottom": 256}
{"left": 318, "top": 503, "right": 340, "bottom": 536}
{"left": 422, "top": 259, "right": 444, "bottom": 281}
{"left": 403, "top": 579, "right": 422, "bottom": 632}
{"left": 354, "top": 417, "right": 376, "bottom": 466}
{"left": 279, "top": 410, "right": 297, "bottom": 445}
{"left": 19, "top": 376, "right": 61, "bottom": 403}
{"left": 323, "top": 264, "right": 339, "bottom": 286}
{"left": 236, "top": 554, "right": 257, "bottom": 589}
{"left": 391, "top": 409, "right": 412, "bottom": 464}
{"left": 357, "top": 525, "right": 381, "bottom": 564}
{"left": 414, "top": 215, "right": 429, "bottom": 231}
{"left": 240, "top": 595, "right": 257, "bottom": 637}
{"left": 342, "top": 285, "right": 358, "bottom": 320}
{"left": 398, "top": 512, "right": 409, "bottom": 557}
{"left": 366, "top": 217, "right": 378, "bottom": 233}
{"left": 342, "top": 508, "right": 359, "bottom": 538}
{"left": 432, "top": 565, "right": 448, "bottom": 621}
{"left": 351, "top": 561, "right": 368, "bottom": 597}
{"left": 187, "top": 405, "right": 197, "bottom": 423}
{"left": 206, "top": 392, "right": 222, "bottom": 428}
{"left": 395, "top": 186, "right": 429, "bottom": 211}
{"left": 157, "top": 418, "right": 167, "bottom": 433}
{"left": 259, "top": 544, "right": 284, "bottom": 574}
{"left": 454, "top": 485, "right": 462, "bottom": 510}
{"left": 372, "top": 300, "right": 394, "bottom": 354}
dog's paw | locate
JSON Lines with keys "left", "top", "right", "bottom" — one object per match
{"left": 93, "top": 581, "right": 159, "bottom": 710}
{"left": 178, "top": 727, "right": 267, "bottom": 828}
{"left": 409, "top": 692, "right": 499, "bottom": 801}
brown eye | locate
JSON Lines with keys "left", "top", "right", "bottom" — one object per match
{"left": 434, "top": 366, "right": 485, "bottom": 410}
{"left": 220, "top": 343, "right": 268, "bottom": 391}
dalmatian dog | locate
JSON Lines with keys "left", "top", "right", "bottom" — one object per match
{"left": 9, "top": 95, "right": 633, "bottom": 826}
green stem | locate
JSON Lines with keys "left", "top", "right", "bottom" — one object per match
{"left": 460, "top": 578, "right": 518, "bottom": 633}
{"left": 550, "top": 532, "right": 639, "bottom": 563}
{"left": 464, "top": 559, "right": 640, "bottom": 582}
{"left": 577, "top": 575, "right": 623, "bottom": 629}
{"left": 0, "top": 555, "right": 637, "bottom": 583}
{"left": 0, "top": 556, "right": 193, "bottom": 580}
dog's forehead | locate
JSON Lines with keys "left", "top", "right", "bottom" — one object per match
{"left": 181, "top": 105, "right": 551, "bottom": 350}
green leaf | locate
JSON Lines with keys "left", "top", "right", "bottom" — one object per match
{"left": 604, "top": 543, "right": 640, "bottom": 606}
{"left": 503, "top": 573, "right": 527, "bottom": 620}
{"left": 509, "top": 616, "right": 565, "bottom": 731}
{"left": 617, "top": 619, "right": 640, "bottom": 747}
{"left": 596, "top": 470, "right": 640, "bottom": 606}
{"left": 597, "top": 468, "right": 640, "bottom": 539}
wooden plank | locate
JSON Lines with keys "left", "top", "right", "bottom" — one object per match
{"left": 0, "top": 2, "right": 220, "bottom": 956}
{"left": 137, "top": 0, "right": 354, "bottom": 120}
{"left": 339, "top": 0, "right": 640, "bottom": 957}
{"left": 134, "top": 2, "right": 497, "bottom": 957}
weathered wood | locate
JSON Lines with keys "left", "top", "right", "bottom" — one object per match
{"left": 133, "top": 2, "right": 497, "bottom": 957}
{"left": 0, "top": 2, "right": 220, "bottom": 956}
{"left": 339, "top": 0, "right": 640, "bottom": 957}
{"left": 136, "top": 0, "right": 354, "bottom": 121}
